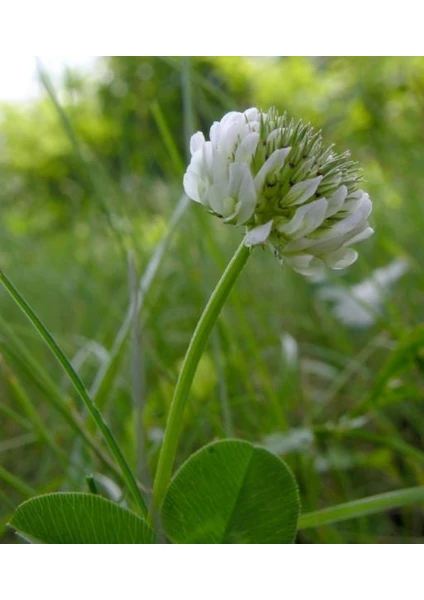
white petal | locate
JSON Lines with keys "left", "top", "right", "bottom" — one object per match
{"left": 342, "top": 191, "right": 372, "bottom": 221}
{"left": 278, "top": 198, "right": 328, "bottom": 239}
{"left": 245, "top": 220, "right": 273, "bottom": 246}
{"left": 183, "top": 169, "right": 202, "bottom": 203}
{"left": 325, "top": 185, "right": 348, "bottom": 218}
{"left": 255, "top": 148, "right": 291, "bottom": 193}
{"left": 235, "top": 168, "right": 257, "bottom": 224}
{"left": 206, "top": 181, "right": 231, "bottom": 216}
{"left": 210, "top": 113, "right": 241, "bottom": 148}
{"left": 333, "top": 195, "right": 372, "bottom": 237}
{"left": 347, "top": 226, "right": 374, "bottom": 245}
{"left": 211, "top": 151, "right": 229, "bottom": 183}
{"left": 325, "top": 248, "right": 358, "bottom": 269}
{"left": 285, "top": 254, "right": 324, "bottom": 277}
{"left": 219, "top": 118, "right": 246, "bottom": 157}
{"left": 187, "top": 149, "right": 207, "bottom": 176}
{"left": 210, "top": 121, "right": 221, "bottom": 146}
{"left": 346, "top": 190, "right": 364, "bottom": 200}
{"left": 201, "top": 142, "right": 215, "bottom": 175}
{"left": 235, "top": 132, "right": 260, "bottom": 164}
{"left": 219, "top": 111, "right": 242, "bottom": 128}
{"left": 227, "top": 163, "right": 245, "bottom": 199}
{"left": 190, "top": 132, "right": 205, "bottom": 155}
{"left": 244, "top": 107, "right": 261, "bottom": 122}
{"left": 286, "top": 206, "right": 372, "bottom": 255}
{"left": 283, "top": 176, "right": 323, "bottom": 206}
{"left": 297, "top": 192, "right": 372, "bottom": 252}
{"left": 283, "top": 234, "right": 339, "bottom": 256}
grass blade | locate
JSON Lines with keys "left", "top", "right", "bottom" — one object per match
{"left": 0, "top": 465, "right": 36, "bottom": 497}
{"left": 36, "top": 60, "right": 128, "bottom": 259}
{"left": 150, "top": 101, "right": 185, "bottom": 176}
{"left": 0, "top": 401, "right": 31, "bottom": 431}
{"left": 299, "top": 486, "right": 424, "bottom": 530}
{"left": 0, "top": 356, "right": 68, "bottom": 461}
{"left": 128, "top": 252, "right": 150, "bottom": 488}
{"left": 351, "top": 325, "right": 424, "bottom": 417}
{"left": 0, "top": 269, "right": 147, "bottom": 517}
{"left": 91, "top": 193, "right": 189, "bottom": 408}
{"left": 0, "top": 316, "right": 121, "bottom": 477}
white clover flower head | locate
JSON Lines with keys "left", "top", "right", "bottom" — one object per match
{"left": 183, "top": 107, "right": 374, "bottom": 276}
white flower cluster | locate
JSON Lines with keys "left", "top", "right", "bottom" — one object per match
{"left": 183, "top": 107, "right": 373, "bottom": 276}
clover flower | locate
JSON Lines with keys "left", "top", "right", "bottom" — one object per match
{"left": 183, "top": 107, "right": 373, "bottom": 276}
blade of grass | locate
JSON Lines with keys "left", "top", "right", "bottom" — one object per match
{"left": 299, "top": 486, "right": 424, "bottom": 530}
{"left": 0, "top": 316, "right": 122, "bottom": 478}
{"left": 181, "top": 57, "right": 195, "bottom": 158}
{"left": 321, "top": 333, "right": 388, "bottom": 407}
{"left": 337, "top": 428, "right": 424, "bottom": 467}
{"left": 0, "top": 465, "right": 36, "bottom": 497}
{"left": 351, "top": 325, "right": 424, "bottom": 417}
{"left": 0, "top": 506, "right": 13, "bottom": 539}
{"left": 0, "top": 401, "right": 31, "bottom": 431}
{"left": 211, "top": 329, "right": 234, "bottom": 436}
{"left": 0, "top": 355, "right": 68, "bottom": 462}
{"left": 0, "top": 433, "right": 36, "bottom": 453}
{"left": 0, "top": 269, "right": 147, "bottom": 517}
{"left": 314, "top": 419, "right": 424, "bottom": 469}
{"left": 36, "top": 60, "right": 128, "bottom": 259}
{"left": 128, "top": 252, "right": 151, "bottom": 489}
{"left": 160, "top": 57, "right": 234, "bottom": 111}
{"left": 91, "top": 193, "right": 189, "bottom": 408}
{"left": 150, "top": 101, "right": 185, "bottom": 176}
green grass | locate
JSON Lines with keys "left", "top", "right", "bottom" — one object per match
{"left": 1, "top": 57, "right": 424, "bottom": 543}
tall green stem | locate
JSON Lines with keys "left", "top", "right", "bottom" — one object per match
{"left": 151, "top": 239, "right": 251, "bottom": 515}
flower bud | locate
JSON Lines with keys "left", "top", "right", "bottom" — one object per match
{"left": 184, "top": 107, "right": 373, "bottom": 276}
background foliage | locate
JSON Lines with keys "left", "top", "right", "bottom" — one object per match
{"left": 1, "top": 57, "right": 424, "bottom": 543}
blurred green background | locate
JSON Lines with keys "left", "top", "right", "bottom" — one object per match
{"left": 1, "top": 57, "right": 424, "bottom": 543}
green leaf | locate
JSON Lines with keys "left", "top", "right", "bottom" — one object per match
{"left": 299, "top": 486, "right": 424, "bottom": 530}
{"left": 161, "top": 440, "right": 300, "bottom": 544}
{"left": 9, "top": 493, "right": 155, "bottom": 544}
